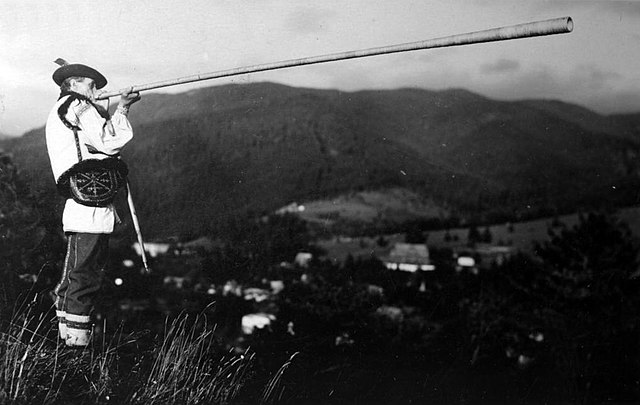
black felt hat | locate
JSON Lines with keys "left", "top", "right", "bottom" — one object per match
{"left": 52, "top": 63, "right": 108, "bottom": 89}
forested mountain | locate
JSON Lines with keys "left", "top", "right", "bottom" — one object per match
{"left": 2, "top": 82, "right": 640, "bottom": 239}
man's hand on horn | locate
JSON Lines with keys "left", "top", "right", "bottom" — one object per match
{"left": 118, "top": 87, "right": 141, "bottom": 109}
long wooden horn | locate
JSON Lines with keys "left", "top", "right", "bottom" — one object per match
{"left": 96, "top": 16, "right": 572, "bottom": 100}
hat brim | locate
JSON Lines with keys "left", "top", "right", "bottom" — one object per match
{"left": 53, "top": 64, "right": 107, "bottom": 89}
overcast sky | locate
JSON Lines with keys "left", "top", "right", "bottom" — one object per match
{"left": 1, "top": 0, "right": 639, "bottom": 136}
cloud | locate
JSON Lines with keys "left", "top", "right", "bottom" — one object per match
{"left": 480, "top": 58, "right": 520, "bottom": 74}
{"left": 465, "top": 61, "right": 639, "bottom": 114}
{"left": 573, "top": 65, "right": 622, "bottom": 90}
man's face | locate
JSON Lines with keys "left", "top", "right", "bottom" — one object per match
{"left": 71, "top": 77, "right": 97, "bottom": 100}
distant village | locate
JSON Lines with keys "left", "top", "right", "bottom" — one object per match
{"left": 115, "top": 201, "right": 517, "bottom": 343}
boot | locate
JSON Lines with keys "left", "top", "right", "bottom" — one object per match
{"left": 56, "top": 310, "right": 67, "bottom": 340}
{"left": 65, "top": 313, "right": 92, "bottom": 347}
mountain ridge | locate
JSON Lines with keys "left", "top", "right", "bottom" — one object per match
{"left": 3, "top": 82, "right": 640, "bottom": 239}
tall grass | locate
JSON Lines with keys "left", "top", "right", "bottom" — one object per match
{"left": 0, "top": 297, "right": 64, "bottom": 404}
{"left": 128, "top": 314, "right": 254, "bottom": 405}
{"left": 0, "top": 297, "right": 127, "bottom": 404}
{"left": 260, "top": 352, "right": 299, "bottom": 405}
{"left": 0, "top": 299, "right": 292, "bottom": 405}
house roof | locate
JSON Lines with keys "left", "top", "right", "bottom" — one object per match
{"left": 387, "top": 243, "right": 430, "bottom": 264}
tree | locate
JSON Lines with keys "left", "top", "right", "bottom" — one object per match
{"left": 466, "top": 212, "right": 640, "bottom": 403}
{"left": 467, "top": 225, "right": 481, "bottom": 246}
{"left": 0, "top": 153, "right": 47, "bottom": 318}
{"left": 481, "top": 226, "right": 492, "bottom": 243}
{"left": 404, "top": 222, "right": 425, "bottom": 244}
{"left": 534, "top": 212, "right": 640, "bottom": 402}
{"left": 376, "top": 235, "right": 388, "bottom": 247}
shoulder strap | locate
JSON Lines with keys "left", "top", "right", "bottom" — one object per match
{"left": 73, "top": 128, "right": 83, "bottom": 162}
{"left": 57, "top": 91, "right": 111, "bottom": 131}
{"left": 58, "top": 94, "right": 81, "bottom": 131}
{"left": 57, "top": 93, "right": 88, "bottom": 163}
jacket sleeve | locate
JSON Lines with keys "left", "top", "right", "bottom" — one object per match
{"left": 72, "top": 100, "right": 133, "bottom": 156}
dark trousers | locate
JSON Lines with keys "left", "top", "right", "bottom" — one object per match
{"left": 55, "top": 232, "right": 110, "bottom": 316}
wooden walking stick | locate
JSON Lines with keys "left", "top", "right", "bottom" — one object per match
{"left": 126, "top": 182, "right": 150, "bottom": 273}
{"left": 96, "top": 16, "right": 572, "bottom": 100}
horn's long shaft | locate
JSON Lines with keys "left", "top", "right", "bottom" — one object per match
{"left": 97, "top": 16, "right": 572, "bottom": 100}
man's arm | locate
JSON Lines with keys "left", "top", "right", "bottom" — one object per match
{"left": 76, "top": 88, "right": 141, "bottom": 156}
{"left": 114, "top": 87, "right": 141, "bottom": 115}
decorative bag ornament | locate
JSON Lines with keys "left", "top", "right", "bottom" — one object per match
{"left": 58, "top": 157, "right": 128, "bottom": 207}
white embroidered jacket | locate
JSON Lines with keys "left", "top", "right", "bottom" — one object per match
{"left": 45, "top": 95, "right": 133, "bottom": 233}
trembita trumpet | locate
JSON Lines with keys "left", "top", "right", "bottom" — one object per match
{"left": 95, "top": 16, "right": 573, "bottom": 100}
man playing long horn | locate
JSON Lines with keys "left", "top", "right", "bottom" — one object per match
{"left": 45, "top": 62, "right": 140, "bottom": 347}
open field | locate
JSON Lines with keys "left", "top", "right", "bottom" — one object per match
{"left": 298, "top": 188, "right": 448, "bottom": 224}
{"left": 316, "top": 205, "right": 640, "bottom": 263}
